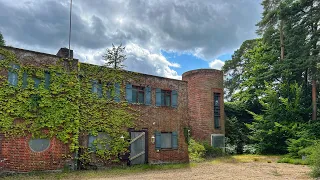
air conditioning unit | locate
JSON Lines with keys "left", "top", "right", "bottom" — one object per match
{"left": 211, "top": 134, "right": 225, "bottom": 151}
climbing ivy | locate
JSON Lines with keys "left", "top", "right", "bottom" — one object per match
{"left": 0, "top": 48, "right": 80, "bottom": 152}
{"left": 78, "top": 63, "right": 137, "bottom": 163}
{"left": 0, "top": 48, "right": 137, "bottom": 164}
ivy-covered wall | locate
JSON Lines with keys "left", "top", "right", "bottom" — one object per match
{"left": 0, "top": 47, "right": 79, "bottom": 171}
{"left": 0, "top": 46, "right": 190, "bottom": 171}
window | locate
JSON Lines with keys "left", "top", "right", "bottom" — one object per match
{"left": 214, "top": 93, "right": 221, "bottom": 129}
{"left": 8, "top": 64, "right": 19, "bottom": 86}
{"left": 106, "top": 83, "right": 120, "bottom": 102}
{"left": 161, "top": 90, "right": 171, "bottom": 106}
{"left": 29, "top": 138, "right": 50, "bottom": 152}
{"left": 156, "top": 89, "right": 177, "bottom": 107}
{"left": 88, "top": 132, "right": 110, "bottom": 152}
{"left": 155, "top": 131, "right": 178, "bottom": 150}
{"left": 92, "top": 80, "right": 102, "bottom": 98}
{"left": 126, "top": 84, "right": 151, "bottom": 105}
{"left": 161, "top": 133, "right": 172, "bottom": 149}
{"left": 44, "top": 71, "right": 50, "bottom": 89}
{"left": 32, "top": 77, "right": 41, "bottom": 88}
{"left": 132, "top": 86, "right": 144, "bottom": 104}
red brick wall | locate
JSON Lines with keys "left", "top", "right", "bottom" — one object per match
{"left": 0, "top": 47, "right": 76, "bottom": 172}
{"left": 0, "top": 134, "right": 69, "bottom": 172}
{"left": 182, "top": 69, "right": 225, "bottom": 142}
{"left": 129, "top": 74, "right": 189, "bottom": 164}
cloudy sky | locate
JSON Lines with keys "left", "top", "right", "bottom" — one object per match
{"left": 0, "top": 0, "right": 262, "bottom": 79}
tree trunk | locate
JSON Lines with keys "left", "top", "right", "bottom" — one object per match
{"left": 280, "top": 20, "right": 284, "bottom": 60}
{"left": 312, "top": 79, "right": 317, "bottom": 120}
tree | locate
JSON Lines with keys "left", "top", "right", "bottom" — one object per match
{"left": 0, "top": 32, "right": 5, "bottom": 46}
{"left": 223, "top": 39, "right": 261, "bottom": 100}
{"left": 103, "top": 44, "right": 126, "bottom": 70}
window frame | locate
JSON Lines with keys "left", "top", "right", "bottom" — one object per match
{"left": 28, "top": 138, "right": 51, "bottom": 153}
{"left": 161, "top": 90, "right": 171, "bottom": 107}
{"left": 88, "top": 132, "right": 111, "bottom": 152}
{"left": 132, "top": 85, "right": 145, "bottom": 104}
{"left": 160, "top": 132, "right": 173, "bottom": 149}
{"left": 213, "top": 93, "right": 221, "bottom": 129}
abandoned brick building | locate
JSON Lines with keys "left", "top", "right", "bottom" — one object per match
{"left": 0, "top": 46, "right": 224, "bottom": 172}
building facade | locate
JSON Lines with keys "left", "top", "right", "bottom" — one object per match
{"left": 0, "top": 46, "right": 224, "bottom": 172}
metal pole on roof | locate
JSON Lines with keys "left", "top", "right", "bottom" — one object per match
{"left": 68, "top": 0, "right": 72, "bottom": 59}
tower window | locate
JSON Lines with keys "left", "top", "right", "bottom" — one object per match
{"left": 214, "top": 93, "right": 221, "bottom": 129}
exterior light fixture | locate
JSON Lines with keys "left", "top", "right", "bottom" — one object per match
{"left": 151, "top": 135, "right": 155, "bottom": 144}
{"left": 120, "top": 135, "right": 124, "bottom": 140}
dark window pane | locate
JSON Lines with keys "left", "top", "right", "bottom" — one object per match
{"left": 214, "top": 116, "right": 220, "bottom": 128}
{"left": 161, "top": 92, "right": 165, "bottom": 106}
{"left": 138, "top": 92, "right": 144, "bottom": 103}
{"left": 165, "top": 95, "right": 171, "bottom": 106}
{"left": 132, "top": 89, "right": 137, "bottom": 103}
{"left": 214, "top": 93, "right": 221, "bottom": 129}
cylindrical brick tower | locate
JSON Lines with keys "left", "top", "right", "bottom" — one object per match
{"left": 182, "top": 69, "right": 224, "bottom": 142}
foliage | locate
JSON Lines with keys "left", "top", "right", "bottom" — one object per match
{"left": 0, "top": 32, "right": 4, "bottom": 46}
{"left": 247, "top": 83, "right": 306, "bottom": 154}
{"left": 0, "top": 48, "right": 80, "bottom": 151}
{"left": 242, "top": 144, "right": 258, "bottom": 154}
{"left": 78, "top": 63, "right": 137, "bottom": 163}
{"left": 188, "top": 138, "right": 205, "bottom": 162}
{"left": 103, "top": 44, "right": 126, "bottom": 70}
{"left": 223, "top": 0, "right": 320, "bottom": 157}
{"left": 0, "top": 48, "right": 137, "bottom": 164}
{"left": 222, "top": 39, "right": 261, "bottom": 100}
{"left": 307, "top": 142, "right": 320, "bottom": 177}
{"left": 225, "top": 102, "right": 252, "bottom": 154}
{"left": 202, "top": 141, "right": 224, "bottom": 158}
{"left": 277, "top": 157, "right": 309, "bottom": 165}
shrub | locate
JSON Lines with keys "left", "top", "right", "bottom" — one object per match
{"left": 307, "top": 142, "right": 320, "bottom": 178}
{"left": 225, "top": 143, "right": 237, "bottom": 155}
{"left": 287, "top": 137, "right": 314, "bottom": 158}
{"left": 243, "top": 144, "right": 257, "bottom": 154}
{"left": 202, "top": 141, "right": 224, "bottom": 158}
{"left": 277, "top": 157, "right": 309, "bottom": 165}
{"left": 188, "top": 139, "right": 205, "bottom": 162}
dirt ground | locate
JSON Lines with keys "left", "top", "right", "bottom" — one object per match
{"left": 2, "top": 156, "right": 311, "bottom": 180}
{"left": 95, "top": 159, "right": 311, "bottom": 180}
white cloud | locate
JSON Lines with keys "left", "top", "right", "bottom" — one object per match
{"left": 125, "top": 43, "right": 181, "bottom": 80}
{"left": 0, "top": 0, "right": 262, "bottom": 79}
{"left": 209, "top": 59, "right": 225, "bottom": 70}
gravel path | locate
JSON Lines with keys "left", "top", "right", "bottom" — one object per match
{"left": 94, "top": 161, "right": 311, "bottom": 180}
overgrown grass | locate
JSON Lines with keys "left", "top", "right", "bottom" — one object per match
{"left": 277, "top": 157, "right": 309, "bottom": 165}
{"left": 211, "top": 154, "right": 280, "bottom": 164}
{"left": 1, "top": 163, "right": 192, "bottom": 180}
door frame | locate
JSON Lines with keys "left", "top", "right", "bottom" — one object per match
{"left": 128, "top": 128, "right": 148, "bottom": 164}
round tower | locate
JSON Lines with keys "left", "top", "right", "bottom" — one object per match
{"left": 182, "top": 69, "right": 224, "bottom": 142}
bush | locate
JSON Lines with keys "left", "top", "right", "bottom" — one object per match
{"left": 188, "top": 139, "right": 205, "bottom": 162}
{"left": 225, "top": 143, "right": 237, "bottom": 155}
{"left": 307, "top": 142, "right": 320, "bottom": 178}
{"left": 202, "top": 141, "right": 224, "bottom": 158}
{"left": 277, "top": 157, "right": 309, "bottom": 165}
{"left": 243, "top": 144, "right": 258, "bottom": 154}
